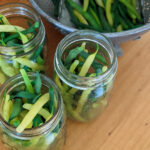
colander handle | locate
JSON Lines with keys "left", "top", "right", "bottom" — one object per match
{"left": 113, "top": 43, "right": 123, "bottom": 56}
{"left": 112, "top": 35, "right": 142, "bottom": 56}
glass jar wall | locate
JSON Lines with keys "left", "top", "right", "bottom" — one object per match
{"left": 0, "top": 3, "right": 48, "bottom": 85}
{"left": 54, "top": 30, "right": 118, "bottom": 122}
{"left": 0, "top": 73, "right": 66, "bottom": 150}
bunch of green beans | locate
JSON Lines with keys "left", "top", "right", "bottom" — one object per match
{"left": 0, "top": 14, "right": 45, "bottom": 85}
{"left": 3, "top": 69, "right": 56, "bottom": 133}
{"left": 1, "top": 69, "right": 63, "bottom": 149}
{"left": 63, "top": 0, "right": 143, "bottom": 32}
{"left": 54, "top": 42, "right": 112, "bottom": 121}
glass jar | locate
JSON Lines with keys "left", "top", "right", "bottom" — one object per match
{"left": 0, "top": 73, "right": 66, "bottom": 150}
{"left": 0, "top": 3, "right": 48, "bottom": 85}
{"left": 54, "top": 30, "right": 118, "bottom": 122}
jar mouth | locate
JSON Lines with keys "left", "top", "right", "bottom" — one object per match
{"left": 0, "top": 3, "right": 45, "bottom": 58}
{"left": 54, "top": 30, "right": 118, "bottom": 89}
{"left": 0, "top": 73, "right": 63, "bottom": 139}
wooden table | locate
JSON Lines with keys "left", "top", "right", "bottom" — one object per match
{"left": 1, "top": 0, "right": 150, "bottom": 150}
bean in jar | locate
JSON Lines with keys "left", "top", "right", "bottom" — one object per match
{"left": 54, "top": 30, "right": 118, "bottom": 122}
{"left": 0, "top": 3, "right": 48, "bottom": 85}
{"left": 0, "top": 70, "right": 66, "bottom": 150}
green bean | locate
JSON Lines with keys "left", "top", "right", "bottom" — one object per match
{"left": 0, "top": 17, "right": 3, "bottom": 23}
{"left": 118, "top": 3, "right": 127, "bottom": 18}
{"left": 118, "top": 4, "right": 134, "bottom": 28}
{"left": 62, "top": 92, "right": 85, "bottom": 121}
{"left": 4, "top": 22, "right": 39, "bottom": 43}
{"left": 96, "top": 53, "right": 107, "bottom": 65}
{"left": 33, "top": 115, "right": 43, "bottom": 127}
{"left": 13, "top": 60, "right": 20, "bottom": 70}
{"left": 20, "top": 69, "right": 34, "bottom": 94}
{"left": 78, "top": 61, "right": 85, "bottom": 67}
{"left": 54, "top": 75, "right": 64, "bottom": 92}
{"left": 49, "top": 88, "right": 55, "bottom": 114}
{"left": 65, "top": 0, "right": 82, "bottom": 25}
{"left": 133, "top": 24, "right": 143, "bottom": 28}
{"left": 6, "top": 39, "right": 21, "bottom": 47}
{"left": 127, "top": 9, "right": 136, "bottom": 20}
{"left": 0, "top": 14, "right": 10, "bottom": 25}
{"left": 111, "top": 1, "right": 119, "bottom": 29}
{"left": 105, "top": 0, "right": 114, "bottom": 26}
{"left": 116, "top": 24, "right": 123, "bottom": 32}
{"left": 64, "top": 47, "right": 83, "bottom": 65}
{"left": 16, "top": 93, "right": 49, "bottom": 133}
{"left": 75, "top": 88, "right": 93, "bottom": 114}
{"left": 0, "top": 70, "right": 6, "bottom": 84}
{"left": 66, "top": 0, "right": 101, "bottom": 30}
{"left": 69, "top": 60, "right": 79, "bottom": 73}
{"left": 102, "top": 66, "right": 108, "bottom": 72}
{"left": 9, "top": 98, "right": 22, "bottom": 120}
{"left": 36, "top": 56, "right": 44, "bottom": 66}
{"left": 119, "top": 0, "right": 141, "bottom": 21}
{"left": 120, "top": 0, "right": 136, "bottom": 22}
{"left": 34, "top": 104, "right": 51, "bottom": 120}
{"left": 89, "top": 0, "right": 98, "bottom": 13}
{"left": 0, "top": 25, "right": 24, "bottom": 32}
{"left": 17, "top": 30, "right": 29, "bottom": 44}
{"left": 0, "top": 57, "right": 17, "bottom": 77}
{"left": 131, "top": 0, "right": 136, "bottom": 8}
{"left": 78, "top": 49, "right": 98, "bottom": 76}
{"left": 89, "top": 7, "right": 101, "bottom": 26}
{"left": 83, "top": 0, "right": 89, "bottom": 11}
{"left": 11, "top": 91, "right": 36, "bottom": 100}
{"left": 111, "top": 0, "right": 118, "bottom": 12}
{"left": 125, "top": 18, "right": 134, "bottom": 29}
{"left": 102, "top": 0, "right": 106, "bottom": 6}
{"left": 15, "top": 58, "right": 45, "bottom": 71}
{"left": 68, "top": 50, "right": 98, "bottom": 94}
{"left": 0, "top": 40, "right": 5, "bottom": 46}
{"left": 10, "top": 118, "right": 21, "bottom": 127}
{"left": 80, "top": 51, "right": 102, "bottom": 71}
{"left": 12, "top": 120, "right": 21, "bottom": 127}
{"left": 2, "top": 95, "right": 12, "bottom": 122}
{"left": 31, "top": 94, "right": 41, "bottom": 104}
{"left": 65, "top": 0, "right": 103, "bottom": 32}
{"left": 98, "top": 6, "right": 112, "bottom": 32}
{"left": 113, "top": 10, "right": 120, "bottom": 29}
{"left": 27, "top": 21, "right": 36, "bottom": 35}
{"left": 118, "top": 16, "right": 129, "bottom": 30}
{"left": 0, "top": 32, "right": 6, "bottom": 45}
{"left": 95, "top": 0, "right": 104, "bottom": 8}
{"left": 73, "top": 18, "right": 102, "bottom": 31}
{"left": 65, "top": 0, "right": 143, "bottom": 32}
{"left": 35, "top": 72, "right": 42, "bottom": 94}
{"left": 73, "top": 10, "right": 89, "bottom": 25}
{"left": 23, "top": 66, "right": 31, "bottom": 72}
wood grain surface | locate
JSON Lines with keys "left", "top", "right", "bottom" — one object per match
{"left": 0, "top": 0, "right": 150, "bottom": 150}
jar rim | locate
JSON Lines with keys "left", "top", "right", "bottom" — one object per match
{"left": 0, "top": 3, "right": 45, "bottom": 58}
{"left": 0, "top": 73, "right": 63, "bottom": 139}
{"left": 54, "top": 30, "right": 118, "bottom": 89}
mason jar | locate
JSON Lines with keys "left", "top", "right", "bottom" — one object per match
{"left": 0, "top": 73, "right": 66, "bottom": 150}
{"left": 54, "top": 30, "right": 118, "bottom": 122}
{"left": 0, "top": 3, "right": 48, "bottom": 85}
